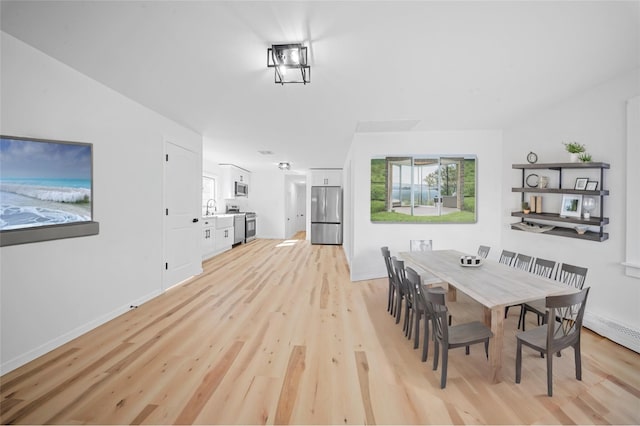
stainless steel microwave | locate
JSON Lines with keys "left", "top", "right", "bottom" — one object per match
{"left": 235, "top": 181, "right": 248, "bottom": 197}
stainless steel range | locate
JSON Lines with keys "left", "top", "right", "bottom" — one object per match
{"left": 227, "top": 205, "right": 256, "bottom": 243}
{"left": 244, "top": 212, "right": 256, "bottom": 242}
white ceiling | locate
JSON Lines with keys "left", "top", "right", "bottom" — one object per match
{"left": 1, "top": 1, "right": 638, "bottom": 173}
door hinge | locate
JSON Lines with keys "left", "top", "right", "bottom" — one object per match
{"left": 165, "top": 262, "right": 168, "bottom": 270}
{"left": 166, "top": 154, "right": 169, "bottom": 161}
{"left": 166, "top": 208, "right": 168, "bottom": 215}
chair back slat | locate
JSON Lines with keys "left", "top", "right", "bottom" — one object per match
{"left": 546, "top": 288, "right": 590, "bottom": 347}
{"left": 531, "top": 257, "right": 556, "bottom": 279}
{"left": 381, "top": 247, "right": 393, "bottom": 280}
{"left": 477, "top": 245, "right": 491, "bottom": 259}
{"left": 499, "top": 250, "right": 516, "bottom": 266}
{"left": 391, "top": 257, "right": 407, "bottom": 296}
{"left": 557, "top": 263, "right": 588, "bottom": 289}
{"left": 425, "top": 288, "right": 448, "bottom": 342}
{"left": 406, "top": 266, "right": 422, "bottom": 309}
{"left": 410, "top": 239, "right": 433, "bottom": 252}
{"left": 513, "top": 253, "right": 533, "bottom": 271}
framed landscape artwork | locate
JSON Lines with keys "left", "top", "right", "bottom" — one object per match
{"left": 370, "top": 155, "right": 477, "bottom": 223}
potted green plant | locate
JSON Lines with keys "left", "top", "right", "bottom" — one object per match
{"left": 522, "top": 201, "right": 530, "bottom": 214}
{"left": 578, "top": 152, "right": 592, "bottom": 162}
{"left": 563, "top": 141, "right": 586, "bottom": 162}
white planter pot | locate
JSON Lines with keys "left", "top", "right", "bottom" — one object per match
{"left": 569, "top": 153, "right": 580, "bottom": 163}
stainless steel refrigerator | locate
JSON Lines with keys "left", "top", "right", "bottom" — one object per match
{"left": 311, "top": 186, "right": 343, "bottom": 245}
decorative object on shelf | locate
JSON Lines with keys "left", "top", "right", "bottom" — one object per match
{"left": 526, "top": 151, "right": 538, "bottom": 164}
{"left": 525, "top": 173, "right": 539, "bottom": 187}
{"left": 585, "top": 181, "right": 598, "bottom": 191}
{"left": 535, "top": 196, "right": 543, "bottom": 213}
{"left": 579, "top": 152, "right": 592, "bottom": 162}
{"left": 512, "top": 221, "right": 555, "bottom": 233}
{"left": 539, "top": 175, "right": 549, "bottom": 188}
{"left": 560, "top": 194, "right": 583, "bottom": 218}
{"left": 575, "top": 225, "right": 588, "bottom": 235}
{"left": 522, "top": 202, "right": 530, "bottom": 214}
{"left": 529, "top": 195, "right": 536, "bottom": 212}
{"left": 267, "top": 43, "right": 310, "bottom": 85}
{"left": 574, "top": 177, "right": 589, "bottom": 190}
{"left": 582, "top": 196, "right": 596, "bottom": 219}
{"left": 563, "top": 141, "right": 586, "bottom": 163}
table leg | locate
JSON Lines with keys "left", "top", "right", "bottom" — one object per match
{"left": 484, "top": 305, "right": 505, "bottom": 384}
{"left": 447, "top": 285, "right": 457, "bottom": 302}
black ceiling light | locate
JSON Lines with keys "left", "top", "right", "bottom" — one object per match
{"left": 267, "top": 43, "right": 310, "bottom": 85}
{"left": 278, "top": 161, "right": 291, "bottom": 170}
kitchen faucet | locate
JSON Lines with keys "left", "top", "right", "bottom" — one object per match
{"left": 205, "top": 199, "right": 216, "bottom": 216}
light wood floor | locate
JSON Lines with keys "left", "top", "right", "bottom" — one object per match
{"left": 2, "top": 234, "right": 639, "bottom": 424}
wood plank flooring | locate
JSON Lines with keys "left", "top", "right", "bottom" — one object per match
{"left": 2, "top": 234, "right": 639, "bottom": 424}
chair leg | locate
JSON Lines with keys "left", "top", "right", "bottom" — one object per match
{"left": 387, "top": 283, "right": 392, "bottom": 313}
{"left": 504, "top": 306, "right": 509, "bottom": 318}
{"left": 413, "top": 312, "right": 420, "bottom": 349}
{"left": 395, "top": 294, "right": 402, "bottom": 324}
{"left": 575, "top": 343, "right": 582, "bottom": 381}
{"left": 518, "top": 307, "right": 526, "bottom": 331}
{"left": 390, "top": 288, "right": 396, "bottom": 317}
{"left": 547, "top": 347, "right": 554, "bottom": 397}
{"left": 422, "top": 319, "right": 429, "bottom": 362}
{"left": 484, "top": 339, "right": 489, "bottom": 359}
{"left": 403, "top": 302, "right": 410, "bottom": 335}
{"left": 433, "top": 340, "right": 439, "bottom": 371}
{"left": 465, "top": 345, "right": 470, "bottom": 355}
{"left": 441, "top": 347, "right": 448, "bottom": 389}
{"left": 515, "top": 339, "right": 522, "bottom": 384}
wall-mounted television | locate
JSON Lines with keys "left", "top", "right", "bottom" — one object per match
{"left": 0, "top": 135, "right": 99, "bottom": 247}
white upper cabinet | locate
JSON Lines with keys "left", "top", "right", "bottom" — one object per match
{"left": 311, "top": 169, "right": 342, "bottom": 186}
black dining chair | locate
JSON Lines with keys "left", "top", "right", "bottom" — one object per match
{"left": 519, "top": 257, "right": 557, "bottom": 330}
{"left": 515, "top": 287, "right": 590, "bottom": 396}
{"left": 424, "top": 288, "right": 493, "bottom": 389}
{"left": 381, "top": 247, "right": 396, "bottom": 315}
{"left": 505, "top": 253, "right": 533, "bottom": 319}
{"left": 405, "top": 267, "right": 424, "bottom": 347}
{"left": 520, "top": 262, "right": 587, "bottom": 331}
{"left": 477, "top": 245, "right": 491, "bottom": 259}
{"left": 391, "top": 257, "right": 408, "bottom": 326}
{"left": 498, "top": 250, "right": 516, "bottom": 266}
{"left": 410, "top": 270, "right": 451, "bottom": 363}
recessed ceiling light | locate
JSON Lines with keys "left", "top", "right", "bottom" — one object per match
{"left": 258, "top": 150, "right": 275, "bottom": 155}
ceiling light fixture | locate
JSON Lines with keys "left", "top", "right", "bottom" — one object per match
{"left": 267, "top": 43, "right": 310, "bottom": 85}
{"left": 278, "top": 162, "right": 291, "bottom": 170}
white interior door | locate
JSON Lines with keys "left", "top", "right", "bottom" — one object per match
{"left": 163, "top": 141, "right": 202, "bottom": 289}
{"left": 296, "top": 183, "right": 306, "bottom": 232}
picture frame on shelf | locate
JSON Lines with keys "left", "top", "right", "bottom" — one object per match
{"left": 585, "top": 181, "right": 598, "bottom": 191}
{"left": 560, "top": 194, "right": 583, "bottom": 218}
{"left": 574, "top": 178, "right": 589, "bottom": 190}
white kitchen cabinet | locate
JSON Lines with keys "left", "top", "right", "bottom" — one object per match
{"left": 311, "top": 169, "right": 342, "bottom": 186}
{"left": 202, "top": 217, "right": 216, "bottom": 260}
{"left": 213, "top": 214, "right": 234, "bottom": 253}
{"left": 220, "top": 164, "right": 251, "bottom": 198}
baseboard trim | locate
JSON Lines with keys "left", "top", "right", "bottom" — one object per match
{"left": 0, "top": 289, "right": 162, "bottom": 375}
{"left": 583, "top": 312, "right": 640, "bottom": 353}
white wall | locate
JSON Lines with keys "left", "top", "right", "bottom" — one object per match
{"left": 0, "top": 33, "right": 202, "bottom": 373}
{"left": 249, "top": 170, "right": 286, "bottom": 239}
{"left": 501, "top": 69, "right": 640, "bottom": 351}
{"left": 346, "top": 130, "right": 504, "bottom": 281}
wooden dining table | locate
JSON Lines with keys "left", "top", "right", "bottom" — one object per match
{"left": 399, "top": 249, "right": 578, "bottom": 384}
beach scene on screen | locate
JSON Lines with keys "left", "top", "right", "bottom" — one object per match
{"left": 0, "top": 137, "right": 92, "bottom": 231}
